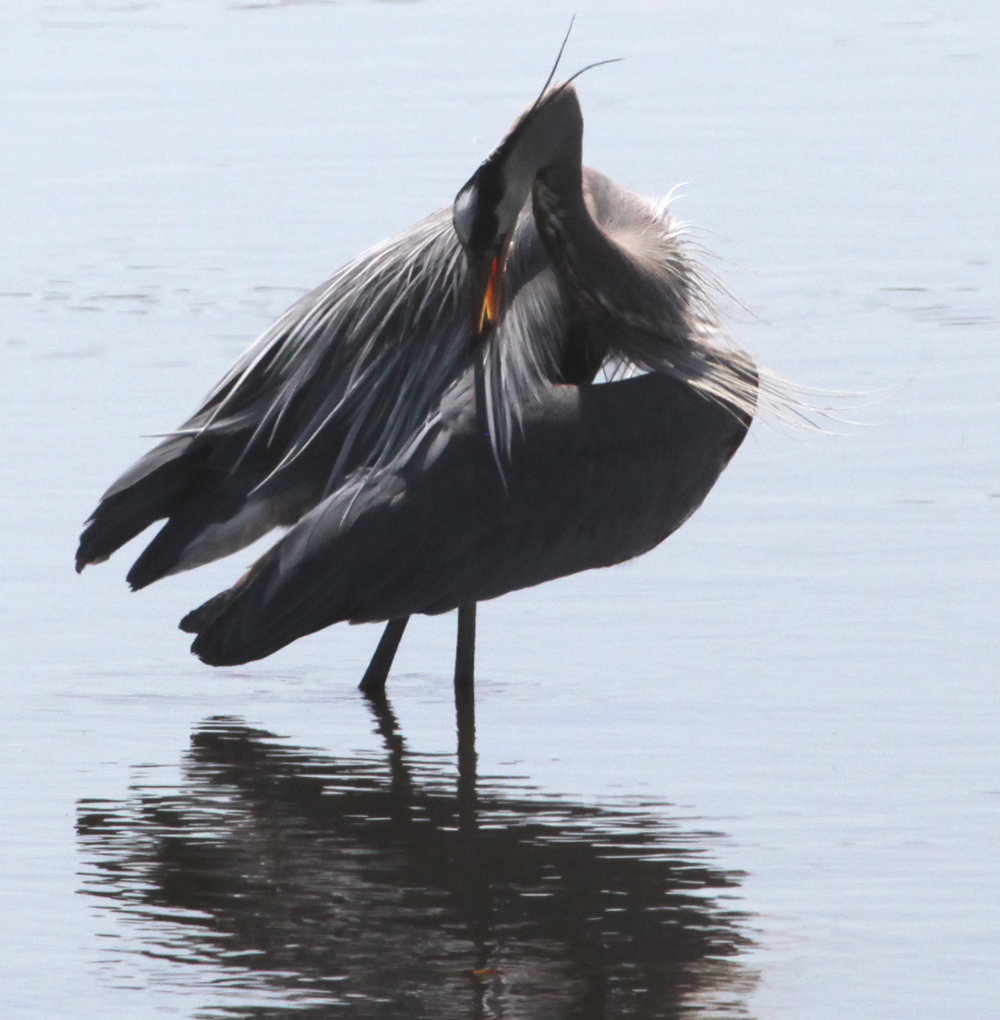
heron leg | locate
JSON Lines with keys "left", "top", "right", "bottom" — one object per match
{"left": 359, "top": 617, "right": 409, "bottom": 693}
{"left": 454, "top": 602, "right": 476, "bottom": 690}
{"left": 456, "top": 674, "right": 477, "bottom": 831}
{"left": 454, "top": 606, "right": 477, "bottom": 831}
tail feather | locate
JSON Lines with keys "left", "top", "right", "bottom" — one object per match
{"left": 124, "top": 484, "right": 244, "bottom": 591}
{"left": 183, "top": 550, "right": 290, "bottom": 666}
{"left": 75, "top": 436, "right": 206, "bottom": 573}
{"left": 179, "top": 587, "right": 242, "bottom": 636}
{"left": 77, "top": 423, "right": 303, "bottom": 589}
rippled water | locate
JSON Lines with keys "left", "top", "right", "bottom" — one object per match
{"left": 1, "top": 1, "right": 998, "bottom": 1018}
{"left": 78, "top": 711, "right": 752, "bottom": 1018}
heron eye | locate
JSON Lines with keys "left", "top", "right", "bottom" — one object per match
{"left": 452, "top": 185, "right": 476, "bottom": 248}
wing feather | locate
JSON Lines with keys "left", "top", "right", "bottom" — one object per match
{"left": 185, "top": 370, "right": 752, "bottom": 666}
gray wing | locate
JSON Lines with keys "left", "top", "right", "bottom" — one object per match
{"left": 183, "top": 369, "right": 752, "bottom": 667}
{"left": 75, "top": 168, "right": 734, "bottom": 594}
{"left": 76, "top": 206, "right": 562, "bottom": 590}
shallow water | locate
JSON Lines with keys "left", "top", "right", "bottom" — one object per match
{"left": 77, "top": 711, "right": 753, "bottom": 1018}
{"left": 1, "top": 1, "right": 998, "bottom": 1017}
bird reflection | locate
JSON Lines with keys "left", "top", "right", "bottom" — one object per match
{"left": 77, "top": 701, "right": 755, "bottom": 1018}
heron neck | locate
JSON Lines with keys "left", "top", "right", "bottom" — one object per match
{"left": 532, "top": 164, "right": 689, "bottom": 348}
{"left": 531, "top": 164, "right": 621, "bottom": 325}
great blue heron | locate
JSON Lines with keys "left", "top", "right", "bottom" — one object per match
{"left": 76, "top": 76, "right": 763, "bottom": 693}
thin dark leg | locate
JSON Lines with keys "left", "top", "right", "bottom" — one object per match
{"left": 455, "top": 661, "right": 477, "bottom": 833}
{"left": 454, "top": 602, "right": 476, "bottom": 690}
{"left": 454, "top": 602, "right": 477, "bottom": 832}
{"left": 359, "top": 617, "right": 409, "bottom": 693}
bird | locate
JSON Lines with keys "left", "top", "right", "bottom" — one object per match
{"left": 77, "top": 71, "right": 764, "bottom": 692}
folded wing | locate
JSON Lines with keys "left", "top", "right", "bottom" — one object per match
{"left": 184, "top": 370, "right": 753, "bottom": 666}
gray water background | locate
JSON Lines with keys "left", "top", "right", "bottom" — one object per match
{"left": 1, "top": 0, "right": 998, "bottom": 1016}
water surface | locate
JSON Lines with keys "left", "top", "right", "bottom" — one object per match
{"left": 1, "top": 1, "right": 997, "bottom": 1017}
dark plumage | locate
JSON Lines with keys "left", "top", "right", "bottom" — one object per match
{"left": 183, "top": 370, "right": 751, "bottom": 665}
{"left": 78, "top": 78, "right": 767, "bottom": 684}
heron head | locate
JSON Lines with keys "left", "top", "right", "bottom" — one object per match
{"left": 453, "top": 84, "right": 584, "bottom": 336}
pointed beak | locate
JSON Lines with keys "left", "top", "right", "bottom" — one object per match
{"left": 471, "top": 234, "right": 514, "bottom": 338}
{"left": 478, "top": 254, "right": 502, "bottom": 334}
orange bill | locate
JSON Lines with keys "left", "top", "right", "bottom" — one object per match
{"left": 477, "top": 254, "right": 502, "bottom": 334}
